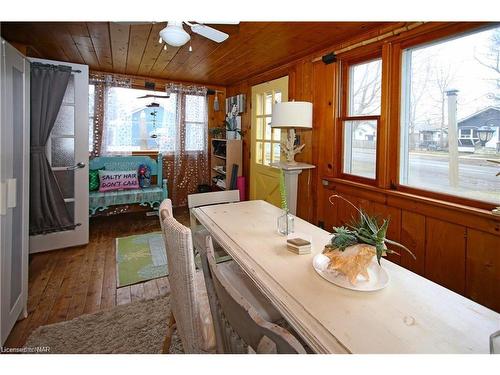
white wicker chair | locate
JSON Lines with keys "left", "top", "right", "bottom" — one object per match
{"left": 159, "top": 198, "right": 282, "bottom": 353}
{"left": 160, "top": 200, "right": 215, "bottom": 353}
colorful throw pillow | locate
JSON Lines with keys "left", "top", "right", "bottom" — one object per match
{"left": 89, "top": 168, "right": 103, "bottom": 191}
{"left": 138, "top": 164, "right": 152, "bottom": 188}
{"left": 98, "top": 170, "right": 139, "bottom": 192}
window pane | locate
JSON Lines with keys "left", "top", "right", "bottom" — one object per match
{"left": 343, "top": 120, "right": 377, "bottom": 179}
{"left": 265, "top": 117, "right": 272, "bottom": 140}
{"left": 272, "top": 143, "right": 281, "bottom": 163}
{"left": 264, "top": 143, "right": 272, "bottom": 166}
{"left": 349, "top": 59, "right": 382, "bottom": 116}
{"left": 275, "top": 91, "right": 282, "bottom": 104}
{"left": 272, "top": 127, "right": 281, "bottom": 141}
{"left": 51, "top": 137, "right": 74, "bottom": 168}
{"left": 256, "top": 142, "right": 263, "bottom": 164}
{"left": 400, "top": 26, "right": 500, "bottom": 205}
{"left": 102, "top": 87, "right": 177, "bottom": 152}
{"left": 265, "top": 93, "right": 273, "bottom": 115}
{"left": 186, "top": 94, "right": 206, "bottom": 122}
{"left": 185, "top": 122, "right": 205, "bottom": 152}
{"left": 255, "top": 94, "right": 263, "bottom": 116}
{"left": 53, "top": 105, "right": 74, "bottom": 136}
{"left": 256, "top": 117, "right": 264, "bottom": 140}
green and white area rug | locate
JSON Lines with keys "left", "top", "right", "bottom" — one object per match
{"left": 116, "top": 232, "right": 169, "bottom": 287}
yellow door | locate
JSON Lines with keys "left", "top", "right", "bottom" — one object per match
{"left": 250, "top": 76, "right": 288, "bottom": 206}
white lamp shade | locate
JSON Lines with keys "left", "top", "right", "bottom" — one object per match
{"left": 271, "top": 101, "right": 313, "bottom": 129}
{"left": 159, "top": 22, "right": 191, "bottom": 47}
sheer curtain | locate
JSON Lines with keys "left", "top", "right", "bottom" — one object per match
{"left": 165, "top": 83, "right": 209, "bottom": 207}
{"left": 89, "top": 73, "right": 131, "bottom": 157}
{"left": 100, "top": 75, "right": 133, "bottom": 155}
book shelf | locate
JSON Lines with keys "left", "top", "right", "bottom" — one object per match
{"left": 210, "top": 138, "right": 242, "bottom": 190}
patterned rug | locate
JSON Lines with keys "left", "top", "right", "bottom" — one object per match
{"left": 25, "top": 295, "right": 184, "bottom": 354}
{"left": 116, "top": 232, "right": 169, "bottom": 287}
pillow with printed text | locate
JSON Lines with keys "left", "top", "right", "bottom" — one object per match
{"left": 98, "top": 170, "right": 140, "bottom": 192}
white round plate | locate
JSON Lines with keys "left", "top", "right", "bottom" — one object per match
{"left": 312, "top": 253, "right": 390, "bottom": 292}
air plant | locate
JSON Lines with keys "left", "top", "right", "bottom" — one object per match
{"left": 324, "top": 195, "right": 416, "bottom": 265}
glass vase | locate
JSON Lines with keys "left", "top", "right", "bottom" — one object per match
{"left": 277, "top": 210, "right": 294, "bottom": 236}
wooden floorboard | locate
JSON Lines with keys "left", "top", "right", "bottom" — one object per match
{"left": 130, "top": 283, "right": 145, "bottom": 303}
{"left": 143, "top": 280, "right": 160, "bottom": 300}
{"left": 116, "top": 286, "right": 132, "bottom": 306}
{"left": 5, "top": 208, "right": 186, "bottom": 348}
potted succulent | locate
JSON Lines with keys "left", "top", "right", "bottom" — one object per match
{"left": 323, "top": 195, "right": 416, "bottom": 285}
{"left": 209, "top": 126, "right": 225, "bottom": 139}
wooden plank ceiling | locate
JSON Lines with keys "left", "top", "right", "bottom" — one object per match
{"left": 1, "top": 22, "right": 389, "bottom": 85}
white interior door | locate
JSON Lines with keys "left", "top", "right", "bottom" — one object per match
{"left": 29, "top": 58, "right": 89, "bottom": 253}
{"left": 0, "top": 40, "right": 30, "bottom": 344}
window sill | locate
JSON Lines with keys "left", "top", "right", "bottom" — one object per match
{"left": 321, "top": 177, "right": 500, "bottom": 235}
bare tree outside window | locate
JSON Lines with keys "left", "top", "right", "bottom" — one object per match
{"left": 474, "top": 28, "right": 500, "bottom": 104}
{"left": 400, "top": 26, "right": 500, "bottom": 205}
{"left": 343, "top": 59, "right": 382, "bottom": 179}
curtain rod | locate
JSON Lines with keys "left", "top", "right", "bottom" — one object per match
{"left": 312, "top": 22, "right": 425, "bottom": 63}
{"left": 32, "top": 61, "right": 82, "bottom": 74}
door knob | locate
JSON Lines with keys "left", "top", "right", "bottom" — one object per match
{"left": 66, "top": 162, "right": 86, "bottom": 171}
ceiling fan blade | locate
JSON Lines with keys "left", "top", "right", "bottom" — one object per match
{"left": 190, "top": 24, "right": 229, "bottom": 43}
{"left": 137, "top": 94, "right": 170, "bottom": 99}
{"left": 113, "top": 21, "right": 155, "bottom": 25}
{"left": 205, "top": 21, "right": 240, "bottom": 25}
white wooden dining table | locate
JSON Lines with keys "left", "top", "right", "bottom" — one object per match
{"left": 192, "top": 200, "right": 500, "bottom": 354}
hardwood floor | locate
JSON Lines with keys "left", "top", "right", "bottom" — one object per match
{"left": 4, "top": 208, "right": 190, "bottom": 348}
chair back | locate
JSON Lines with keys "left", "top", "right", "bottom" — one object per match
{"left": 159, "top": 199, "right": 173, "bottom": 221}
{"left": 158, "top": 198, "right": 173, "bottom": 251}
{"left": 187, "top": 190, "right": 240, "bottom": 231}
{"left": 161, "top": 213, "right": 201, "bottom": 353}
{"left": 203, "top": 236, "right": 306, "bottom": 354}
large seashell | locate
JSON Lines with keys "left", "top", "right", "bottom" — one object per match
{"left": 323, "top": 244, "right": 377, "bottom": 285}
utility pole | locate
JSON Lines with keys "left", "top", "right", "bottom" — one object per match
{"left": 446, "top": 89, "right": 459, "bottom": 188}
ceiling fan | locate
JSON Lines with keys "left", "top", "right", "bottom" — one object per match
{"left": 158, "top": 21, "right": 234, "bottom": 47}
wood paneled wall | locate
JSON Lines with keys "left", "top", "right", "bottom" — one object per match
{"left": 227, "top": 22, "right": 500, "bottom": 312}
{"left": 319, "top": 180, "right": 499, "bottom": 312}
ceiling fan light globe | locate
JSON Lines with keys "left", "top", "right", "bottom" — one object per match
{"left": 160, "top": 24, "right": 191, "bottom": 47}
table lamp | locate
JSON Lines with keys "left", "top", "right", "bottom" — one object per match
{"left": 271, "top": 101, "right": 313, "bottom": 165}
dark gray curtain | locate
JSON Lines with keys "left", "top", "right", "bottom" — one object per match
{"left": 29, "top": 62, "right": 75, "bottom": 235}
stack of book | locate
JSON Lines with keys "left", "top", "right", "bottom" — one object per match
{"left": 286, "top": 237, "right": 312, "bottom": 255}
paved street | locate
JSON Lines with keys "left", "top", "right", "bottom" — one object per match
{"left": 351, "top": 148, "right": 500, "bottom": 203}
